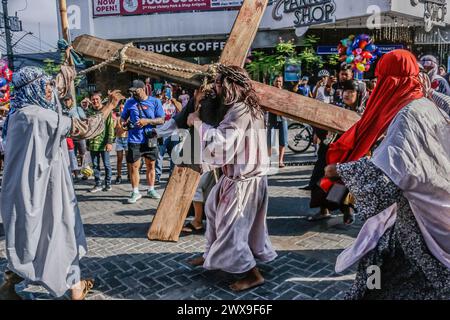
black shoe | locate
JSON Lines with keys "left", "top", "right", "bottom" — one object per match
{"left": 81, "top": 175, "right": 88, "bottom": 181}
{"left": 103, "top": 185, "right": 112, "bottom": 192}
{"left": 115, "top": 177, "right": 122, "bottom": 184}
{"left": 155, "top": 179, "right": 160, "bottom": 185}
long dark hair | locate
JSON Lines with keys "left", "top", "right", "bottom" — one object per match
{"left": 216, "top": 65, "right": 263, "bottom": 118}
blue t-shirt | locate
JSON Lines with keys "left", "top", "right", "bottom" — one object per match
{"left": 121, "top": 96, "right": 164, "bottom": 144}
{"left": 297, "top": 85, "right": 311, "bottom": 97}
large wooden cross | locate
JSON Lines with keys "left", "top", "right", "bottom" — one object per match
{"left": 73, "top": 0, "right": 360, "bottom": 242}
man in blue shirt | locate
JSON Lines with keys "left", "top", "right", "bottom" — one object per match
{"left": 121, "top": 80, "right": 164, "bottom": 203}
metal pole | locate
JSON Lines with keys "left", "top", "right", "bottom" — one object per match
{"left": 2, "top": 0, "right": 14, "bottom": 71}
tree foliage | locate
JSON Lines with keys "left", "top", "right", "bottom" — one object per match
{"left": 246, "top": 35, "right": 325, "bottom": 83}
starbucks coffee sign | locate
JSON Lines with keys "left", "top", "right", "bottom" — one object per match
{"left": 272, "top": 0, "right": 336, "bottom": 28}
{"left": 411, "top": 0, "right": 448, "bottom": 32}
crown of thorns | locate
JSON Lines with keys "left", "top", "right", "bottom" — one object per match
{"left": 207, "top": 63, "right": 250, "bottom": 86}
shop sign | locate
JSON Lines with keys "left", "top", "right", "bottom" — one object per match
{"left": 272, "top": 0, "right": 336, "bottom": 28}
{"left": 411, "top": 0, "right": 448, "bottom": 32}
{"left": 93, "top": 0, "right": 121, "bottom": 16}
{"left": 136, "top": 39, "right": 227, "bottom": 56}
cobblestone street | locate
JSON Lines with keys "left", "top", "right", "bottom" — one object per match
{"left": 0, "top": 149, "right": 361, "bottom": 300}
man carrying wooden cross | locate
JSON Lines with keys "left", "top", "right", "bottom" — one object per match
{"left": 176, "top": 65, "right": 278, "bottom": 292}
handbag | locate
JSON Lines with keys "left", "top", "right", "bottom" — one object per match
{"left": 326, "top": 183, "right": 349, "bottom": 206}
{"left": 136, "top": 102, "right": 158, "bottom": 149}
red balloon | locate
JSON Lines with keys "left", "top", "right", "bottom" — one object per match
{"left": 359, "top": 40, "right": 368, "bottom": 49}
{"left": 362, "top": 51, "right": 373, "bottom": 60}
{"left": 339, "top": 55, "right": 347, "bottom": 62}
{"left": 365, "top": 65, "right": 371, "bottom": 72}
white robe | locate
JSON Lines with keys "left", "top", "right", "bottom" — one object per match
{"left": 200, "top": 103, "right": 277, "bottom": 273}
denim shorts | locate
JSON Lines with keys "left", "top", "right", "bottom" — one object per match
{"left": 268, "top": 120, "right": 288, "bottom": 147}
{"left": 115, "top": 137, "right": 128, "bottom": 152}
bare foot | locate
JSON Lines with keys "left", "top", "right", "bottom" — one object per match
{"left": 71, "top": 280, "right": 86, "bottom": 300}
{"left": 229, "top": 267, "right": 265, "bottom": 292}
{"left": 188, "top": 256, "right": 205, "bottom": 267}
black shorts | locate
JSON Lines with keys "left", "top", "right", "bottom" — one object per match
{"left": 127, "top": 143, "right": 159, "bottom": 164}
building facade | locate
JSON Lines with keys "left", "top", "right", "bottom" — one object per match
{"left": 61, "top": 0, "right": 450, "bottom": 91}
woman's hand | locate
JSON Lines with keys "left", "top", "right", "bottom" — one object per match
{"left": 108, "top": 90, "right": 125, "bottom": 105}
{"left": 187, "top": 111, "right": 201, "bottom": 127}
{"left": 324, "top": 164, "right": 339, "bottom": 179}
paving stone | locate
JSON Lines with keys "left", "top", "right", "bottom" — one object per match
{"left": 0, "top": 150, "right": 361, "bottom": 300}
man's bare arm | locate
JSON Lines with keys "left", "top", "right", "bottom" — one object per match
{"left": 146, "top": 117, "right": 165, "bottom": 126}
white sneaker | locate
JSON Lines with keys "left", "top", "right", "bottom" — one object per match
{"left": 127, "top": 191, "right": 142, "bottom": 204}
{"left": 89, "top": 185, "right": 102, "bottom": 193}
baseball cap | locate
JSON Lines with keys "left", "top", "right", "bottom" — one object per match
{"left": 129, "top": 79, "right": 145, "bottom": 91}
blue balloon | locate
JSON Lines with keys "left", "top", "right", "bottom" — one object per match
{"left": 0, "top": 77, "right": 6, "bottom": 87}
{"left": 366, "top": 44, "right": 376, "bottom": 52}
{"left": 352, "top": 39, "right": 360, "bottom": 50}
{"left": 346, "top": 47, "right": 353, "bottom": 56}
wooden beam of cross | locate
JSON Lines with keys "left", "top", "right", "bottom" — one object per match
{"left": 72, "top": 0, "right": 360, "bottom": 242}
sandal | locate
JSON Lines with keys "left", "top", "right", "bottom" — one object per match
{"left": 71, "top": 279, "right": 94, "bottom": 300}
{"left": 180, "top": 222, "right": 204, "bottom": 236}
{"left": 307, "top": 212, "right": 332, "bottom": 222}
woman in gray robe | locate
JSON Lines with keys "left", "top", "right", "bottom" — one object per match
{"left": 0, "top": 66, "right": 124, "bottom": 300}
{"left": 186, "top": 66, "right": 277, "bottom": 292}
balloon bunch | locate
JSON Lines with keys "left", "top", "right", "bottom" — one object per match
{"left": 0, "top": 59, "right": 13, "bottom": 106}
{"left": 337, "top": 34, "right": 382, "bottom": 78}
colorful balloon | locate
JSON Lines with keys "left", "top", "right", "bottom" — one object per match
{"left": 360, "top": 34, "right": 370, "bottom": 42}
{"left": 362, "top": 51, "right": 373, "bottom": 60}
{"left": 337, "top": 34, "right": 381, "bottom": 76}
{"left": 357, "top": 63, "right": 366, "bottom": 72}
{"left": 366, "top": 44, "right": 376, "bottom": 52}
{"left": 359, "top": 40, "right": 368, "bottom": 49}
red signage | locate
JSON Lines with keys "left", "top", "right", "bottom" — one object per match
{"left": 93, "top": 0, "right": 242, "bottom": 17}
{"left": 122, "top": 0, "right": 209, "bottom": 15}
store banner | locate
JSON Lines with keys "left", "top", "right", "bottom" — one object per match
{"left": 317, "top": 44, "right": 404, "bottom": 55}
{"left": 93, "top": 0, "right": 243, "bottom": 17}
{"left": 122, "top": 0, "right": 210, "bottom": 15}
